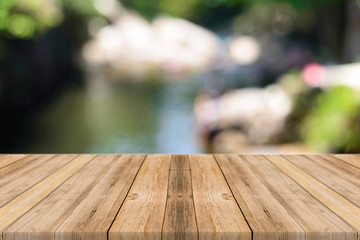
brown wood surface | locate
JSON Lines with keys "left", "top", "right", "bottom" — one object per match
{"left": 0, "top": 155, "right": 27, "bottom": 169}
{"left": 162, "top": 155, "right": 198, "bottom": 240}
{"left": 109, "top": 154, "right": 171, "bottom": 240}
{"left": 0, "top": 154, "right": 360, "bottom": 240}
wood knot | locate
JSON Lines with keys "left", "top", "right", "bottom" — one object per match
{"left": 128, "top": 193, "right": 139, "bottom": 200}
{"left": 171, "top": 194, "right": 189, "bottom": 200}
{"left": 221, "top": 193, "right": 233, "bottom": 200}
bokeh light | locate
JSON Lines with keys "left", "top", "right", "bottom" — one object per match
{"left": 229, "top": 36, "right": 261, "bottom": 65}
{"left": 7, "top": 14, "right": 36, "bottom": 38}
{"left": 301, "top": 63, "right": 326, "bottom": 87}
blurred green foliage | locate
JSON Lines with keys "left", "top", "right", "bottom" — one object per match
{"left": 0, "top": 0, "right": 62, "bottom": 38}
{"left": 0, "top": 0, "right": 98, "bottom": 39}
{"left": 247, "top": 0, "right": 341, "bottom": 11}
{"left": 61, "top": 0, "right": 98, "bottom": 17}
{"left": 0, "top": 0, "right": 345, "bottom": 39}
{"left": 301, "top": 86, "right": 360, "bottom": 152}
{"left": 121, "top": 0, "right": 243, "bottom": 21}
{"left": 122, "top": 0, "right": 341, "bottom": 22}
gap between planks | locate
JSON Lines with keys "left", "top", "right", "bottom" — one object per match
{"left": 2, "top": 155, "right": 147, "bottom": 240}
{"left": 0, "top": 154, "right": 97, "bottom": 240}
{"left": 2, "top": 154, "right": 360, "bottom": 240}
{"left": 109, "top": 154, "right": 251, "bottom": 240}
{"left": 106, "top": 154, "right": 148, "bottom": 240}
{"left": 267, "top": 155, "right": 360, "bottom": 238}
{"left": 214, "top": 154, "right": 359, "bottom": 240}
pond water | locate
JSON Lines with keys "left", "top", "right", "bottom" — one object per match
{"left": 24, "top": 81, "right": 202, "bottom": 153}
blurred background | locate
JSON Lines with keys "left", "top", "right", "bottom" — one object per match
{"left": 1, "top": 0, "right": 360, "bottom": 154}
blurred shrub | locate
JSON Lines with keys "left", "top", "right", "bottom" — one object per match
{"left": 251, "top": 0, "right": 341, "bottom": 11}
{"left": 0, "top": 0, "right": 63, "bottom": 38}
{"left": 0, "top": 0, "right": 345, "bottom": 39}
{"left": 280, "top": 70, "right": 320, "bottom": 143}
{"left": 121, "top": 0, "right": 244, "bottom": 22}
{"left": 0, "top": 0, "right": 99, "bottom": 39}
{"left": 61, "top": 0, "right": 99, "bottom": 17}
{"left": 301, "top": 86, "right": 360, "bottom": 152}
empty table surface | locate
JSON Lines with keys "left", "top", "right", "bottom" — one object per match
{"left": 0, "top": 154, "right": 360, "bottom": 240}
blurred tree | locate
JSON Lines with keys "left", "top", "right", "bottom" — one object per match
{"left": 0, "top": 0, "right": 100, "bottom": 151}
{"left": 121, "top": 0, "right": 356, "bottom": 64}
{"left": 0, "top": 0, "right": 100, "bottom": 39}
{"left": 0, "top": 0, "right": 359, "bottom": 153}
{"left": 343, "top": 0, "right": 360, "bottom": 62}
{"left": 0, "top": 0, "right": 63, "bottom": 39}
{"left": 121, "top": 0, "right": 244, "bottom": 25}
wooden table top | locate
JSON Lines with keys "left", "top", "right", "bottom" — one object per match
{"left": 0, "top": 154, "right": 359, "bottom": 240}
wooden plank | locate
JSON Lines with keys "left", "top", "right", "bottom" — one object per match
{"left": 214, "top": 154, "right": 304, "bottom": 240}
{"left": 0, "top": 154, "right": 77, "bottom": 207}
{"left": 266, "top": 155, "right": 360, "bottom": 232}
{"left": 0, "top": 155, "right": 27, "bottom": 169}
{"left": 170, "top": 154, "right": 190, "bottom": 171}
{"left": 242, "top": 155, "right": 356, "bottom": 240}
{"left": 334, "top": 154, "right": 360, "bottom": 169}
{"left": 3, "top": 155, "right": 123, "bottom": 240}
{"left": 284, "top": 154, "right": 360, "bottom": 209}
{"left": 1, "top": 153, "right": 360, "bottom": 240}
{"left": 162, "top": 155, "right": 198, "bottom": 240}
{"left": 189, "top": 155, "right": 251, "bottom": 240}
{"left": 55, "top": 154, "right": 146, "bottom": 240}
{"left": 0, "top": 154, "right": 96, "bottom": 238}
{"left": 109, "top": 155, "right": 171, "bottom": 240}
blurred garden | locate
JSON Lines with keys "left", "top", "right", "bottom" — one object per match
{"left": 0, "top": 0, "right": 360, "bottom": 153}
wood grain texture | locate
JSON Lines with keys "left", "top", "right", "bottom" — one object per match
{"left": 162, "top": 155, "right": 198, "bottom": 240}
{"left": 0, "top": 154, "right": 77, "bottom": 207}
{"left": 0, "top": 155, "right": 27, "bottom": 169}
{"left": 109, "top": 155, "right": 171, "bottom": 240}
{"left": 0, "top": 154, "right": 96, "bottom": 236}
{"left": 266, "top": 155, "right": 360, "bottom": 233}
{"left": 1, "top": 154, "right": 360, "bottom": 240}
{"left": 243, "top": 155, "right": 356, "bottom": 240}
{"left": 214, "top": 154, "right": 304, "bottom": 240}
{"left": 4, "top": 155, "right": 122, "bottom": 240}
{"left": 334, "top": 154, "right": 360, "bottom": 169}
{"left": 283, "top": 155, "right": 360, "bottom": 209}
{"left": 189, "top": 155, "right": 251, "bottom": 240}
{"left": 55, "top": 155, "right": 146, "bottom": 240}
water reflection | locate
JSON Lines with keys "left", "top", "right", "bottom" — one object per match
{"left": 25, "top": 81, "right": 201, "bottom": 153}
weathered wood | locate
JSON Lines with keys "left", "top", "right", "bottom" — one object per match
{"left": 55, "top": 155, "right": 146, "bottom": 240}
{"left": 245, "top": 155, "right": 356, "bottom": 240}
{"left": 1, "top": 154, "right": 360, "bottom": 240}
{"left": 109, "top": 155, "right": 171, "bottom": 240}
{"left": 189, "top": 155, "right": 251, "bottom": 240}
{"left": 170, "top": 154, "right": 190, "bottom": 171}
{"left": 4, "top": 155, "right": 122, "bottom": 240}
{"left": 162, "top": 155, "right": 198, "bottom": 240}
{"left": 334, "top": 154, "right": 360, "bottom": 169}
{"left": 0, "top": 154, "right": 77, "bottom": 207}
{"left": 284, "top": 154, "right": 360, "bottom": 209}
{"left": 0, "top": 154, "right": 27, "bottom": 169}
{"left": 0, "top": 154, "right": 96, "bottom": 235}
{"left": 214, "top": 154, "right": 304, "bottom": 240}
{"left": 266, "top": 155, "right": 360, "bottom": 232}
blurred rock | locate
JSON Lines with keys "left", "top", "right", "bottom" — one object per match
{"left": 82, "top": 12, "right": 220, "bottom": 82}
{"left": 212, "top": 129, "right": 249, "bottom": 152}
{"left": 194, "top": 84, "right": 292, "bottom": 147}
